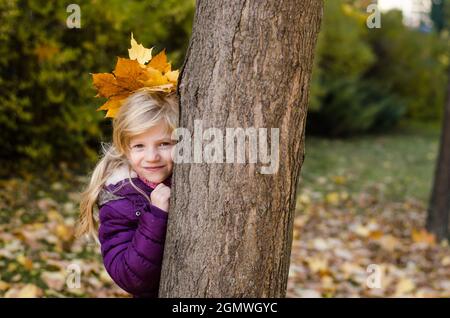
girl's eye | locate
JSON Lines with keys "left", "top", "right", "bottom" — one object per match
{"left": 132, "top": 144, "right": 144, "bottom": 149}
{"left": 159, "top": 142, "right": 171, "bottom": 148}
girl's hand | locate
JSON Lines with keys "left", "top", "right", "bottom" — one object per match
{"left": 150, "top": 183, "right": 171, "bottom": 212}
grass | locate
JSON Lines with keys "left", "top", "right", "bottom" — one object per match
{"left": 298, "top": 121, "right": 442, "bottom": 203}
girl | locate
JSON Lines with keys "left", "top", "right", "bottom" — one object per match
{"left": 76, "top": 88, "right": 178, "bottom": 298}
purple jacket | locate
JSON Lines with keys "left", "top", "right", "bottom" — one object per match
{"left": 97, "top": 171, "right": 170, "bottom": 298}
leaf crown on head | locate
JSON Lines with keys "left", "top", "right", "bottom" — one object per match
{"left": 92, "top": 33, "right": 179, "bottom": 118}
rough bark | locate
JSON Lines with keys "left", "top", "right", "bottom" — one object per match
{"left": 159, "top": 0, "right": 323, "bottom": 297}
{"left": 427, "top": 68, "right": 450, "bottom": 241}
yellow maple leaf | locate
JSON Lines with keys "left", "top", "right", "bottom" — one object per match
{"left": 5, "top": 284, "right": 43, "bottom": 298}
{"left": 105, "top": 107, "right": 121, "bottom": 118}
{"left": 325, "top": 192, "right": 340, "bottom": 205}
{"left": 128, "top": 33, "right": 153, "bottom": 65}
{"left": 146, "top": 84, "right": 177, "bottom": 93}
{"left": 395, "top": 278, "right": 416, "bottom": 296}
{"left": 306, "top": 256, "right": 330, "bottom": 276}
{"left": 0, "top": 280, "right": 10, "bottom": 291}
{"left": 332, "top": 175, "right": 346, "bottom": 185}
{"left": 17, "top": 284, "right": 43, "bottom": 298}
{"left": 166, "top": 70, "right": 179, "bottom": 83}
{"left": 55, "top": 223, "right": 73, "bottom": 242}
{"left": 411, "top": 228, "right": 436, "bottom": 245}
{"left": 140, "top": 66, "right": 169, "bottom": 87}
{"left": 17, "top": 254, "right": 33, "bottom": 270}
{"left": 96, "top": 95, "right": 128, "bottom": 111}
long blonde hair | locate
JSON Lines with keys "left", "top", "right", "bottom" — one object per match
{"left": 76, "top": 88, "right": 179, "bottom": 242}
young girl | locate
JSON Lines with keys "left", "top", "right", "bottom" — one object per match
{"left": 76, "top": 88, "right": 178, "bottom": 298}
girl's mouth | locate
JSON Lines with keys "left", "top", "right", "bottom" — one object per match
{"left": 144, "top": 166, "right": 164, "bottom": 172}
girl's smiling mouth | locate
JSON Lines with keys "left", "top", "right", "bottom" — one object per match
{"left": 144, "top": 166, "right": 165, "bottom": 171}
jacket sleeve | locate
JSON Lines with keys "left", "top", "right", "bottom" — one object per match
{"left": 98, "top": 199, "right": 168, "bottom": 297}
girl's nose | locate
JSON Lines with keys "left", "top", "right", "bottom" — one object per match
{"left": 145, "top": 148, "right": 161, "bottom": 162}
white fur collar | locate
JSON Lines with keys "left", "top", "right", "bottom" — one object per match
{"left": 105, "top": 165, "right": 137, "bottom": 186}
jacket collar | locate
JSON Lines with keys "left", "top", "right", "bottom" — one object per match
{"left": 105, "top": 164, "right": 136, "bottom": 186}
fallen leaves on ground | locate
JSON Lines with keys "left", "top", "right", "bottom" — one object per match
{"left": 1, "top": 175, "right": 449, "bottom": 297}
{"left": 287, "top": 189, "right": 450, "bottom": 298}
{"left": 0, "top": 177, "right": 129, "bottom": 298}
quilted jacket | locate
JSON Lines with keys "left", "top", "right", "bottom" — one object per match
{"left": 97, "top": 165, "right": 170, "bottom": 297}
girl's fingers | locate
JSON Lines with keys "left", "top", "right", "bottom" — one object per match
{"left": 151, "top": 184, "right": 171, "bottom": 200}
{"left": 154, "top": 183, "right": 170, "bottom": 192}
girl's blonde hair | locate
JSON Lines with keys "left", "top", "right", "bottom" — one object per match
{"left": 76, "top": 88, "right": 179, "bottom": 242}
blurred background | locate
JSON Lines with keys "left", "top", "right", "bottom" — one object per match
{"left": 0, "top": 0, "right": 449, "bottom": 297}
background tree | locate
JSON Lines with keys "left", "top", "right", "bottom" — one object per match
{"left": 427, "top": 0, "right": 450, "bottom": 240}
{"left": 159, "top": 0, "right": 323, "bottom": 297}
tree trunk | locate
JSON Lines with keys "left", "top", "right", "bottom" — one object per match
{"left": 159, "top": 0, "right": 323, "bottom": 297}
{"left": 427, "top": 67, "right": 450, "bottom": 241}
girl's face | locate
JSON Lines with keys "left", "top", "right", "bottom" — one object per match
{"left": 127, "top": 121, "right": 175, "bottom": 184}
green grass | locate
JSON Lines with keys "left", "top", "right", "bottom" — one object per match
{"left": 299, "top": 121, "right": 442, "bottom": 203}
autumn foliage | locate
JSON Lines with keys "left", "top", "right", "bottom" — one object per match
{"left": 92, "top": 34, "right": 179, "bottom": 118}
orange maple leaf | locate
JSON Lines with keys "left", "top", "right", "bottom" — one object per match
{"left": 147, "top": 49, "right": 172, "bottom": 74}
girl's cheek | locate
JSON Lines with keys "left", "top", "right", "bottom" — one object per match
{"left": 163, "top": 148, "right": 175, "bottom": 161}
{"left": 131, "top": 152, "right": 144, "bottom": 163}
